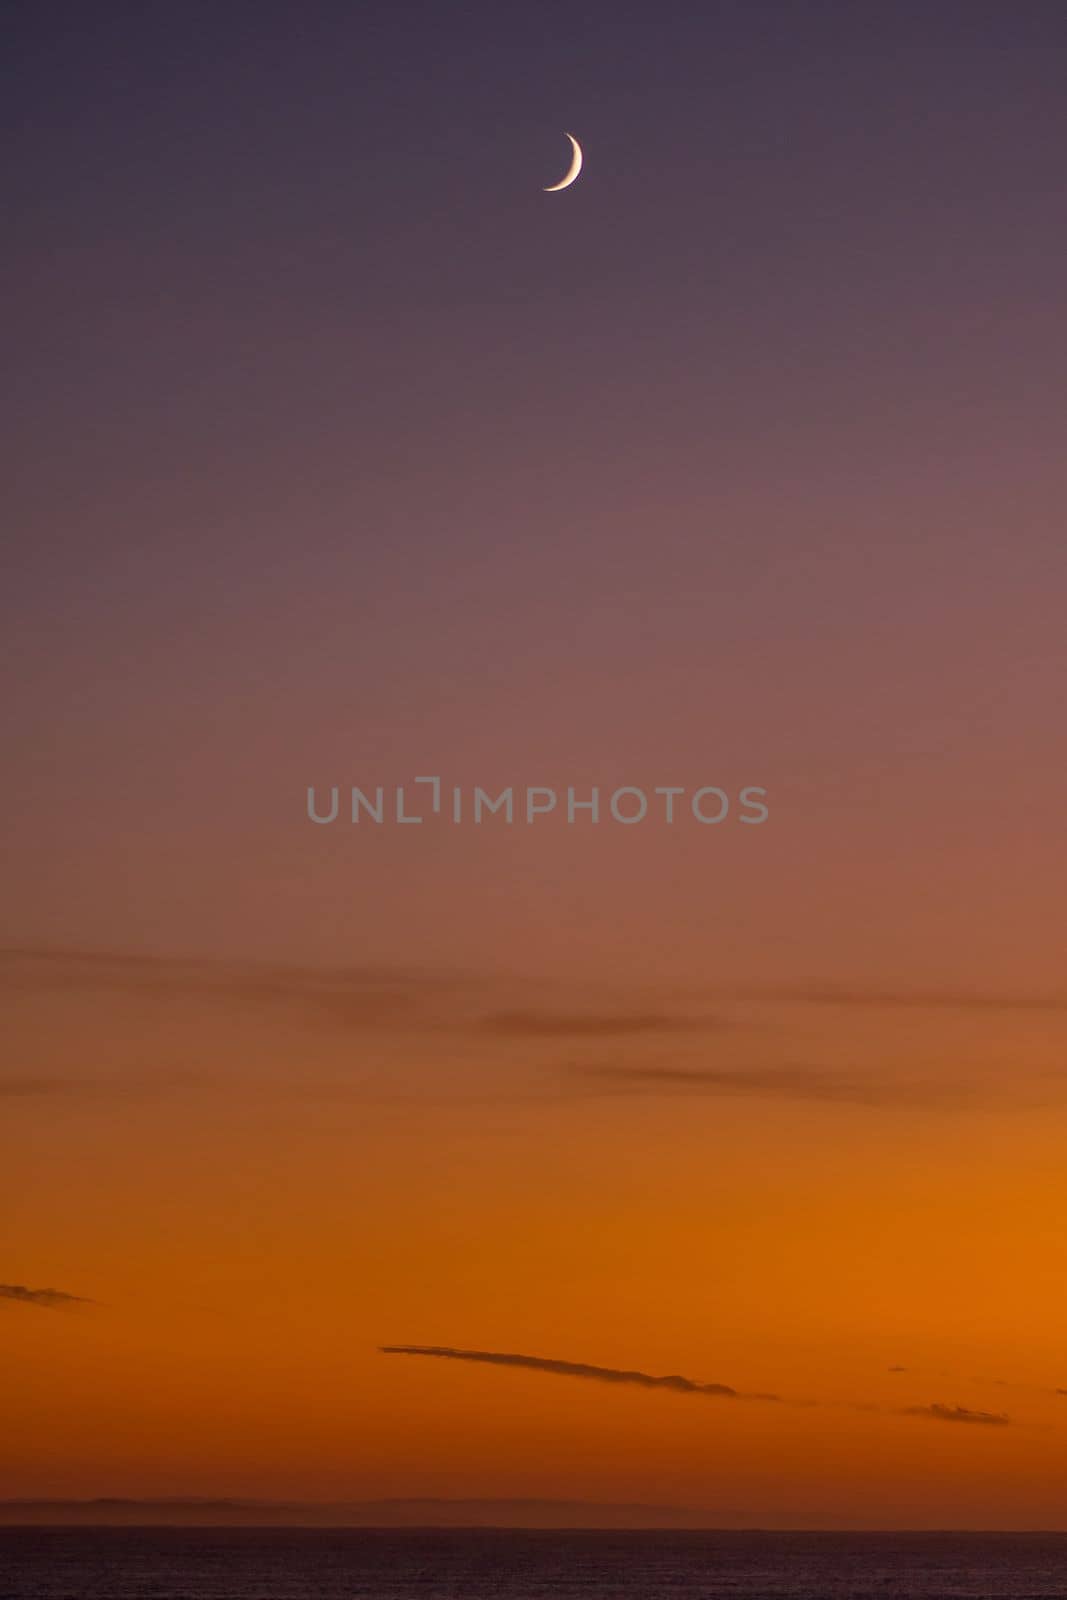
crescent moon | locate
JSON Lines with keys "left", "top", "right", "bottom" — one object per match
{"left": 544, "top": 132, "right": 583, "bottom": 192}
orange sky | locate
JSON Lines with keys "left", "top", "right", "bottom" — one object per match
{"left": 5, "top": 0, "right": 1067, "bottom": 1534}
{"left": 4, "top": 953, "right": 1067, "bottom": 1526}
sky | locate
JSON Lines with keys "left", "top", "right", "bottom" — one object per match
{"left": 3, "top": 1, "right": 1067, "bottom": 1529}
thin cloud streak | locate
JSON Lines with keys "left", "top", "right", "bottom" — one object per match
{"left": 887, "top": 1363, "right": 1067, "bottom": 1400}
{"left": 0, "top": 1283, "right": 93, "bottom": 1310}
{"left": 483, "top": 1011, "right": 721, "bottom": 1038}
{"left": 900, "top": 1403, "right": 1010, "bottom": 1427}
{"left": 0, "top": 947, "right": 453, "bottom": 1032}
{"left": 380, "top": 1347, "right": 1033, "bottom": 1430}
{"left": 574, "top": 1064, "right": 976, "bottom": 1109}
{"left": 380, "top": 1344, "right": 778, "bottom": 1401}
{"left": 0, "top": 1077, "right": 73, "bottom": 1098}
{"left": 757, "top": 984, "right": 1067, "bottom": 1013}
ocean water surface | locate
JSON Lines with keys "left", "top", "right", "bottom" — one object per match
{"left": 1, "top": 1528, "right": 1065, "bottom": 1599}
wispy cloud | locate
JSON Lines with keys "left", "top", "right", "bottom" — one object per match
{"left": 900, "top": 1403, "right": 1010, "bottom": 1427}
{"left": 0, "top": 1283, "right": 93, "bottom": 1310}
{"left": 884, "top": 1362, "right": 1067, "bottom": 1400}
{"left": 572, "top": 1063, "right": 967, "bottom": 1109}
{"left": 0, "top": 1077, "right": 73, "bottom": 1098}
{"left": 380, "top": 1345, "right": 778, "bottom": 1401}
{"left": 484, "top": 1011, "right": 720, "bottom": 1038}
{"left": 0, "top": 947, "right": 449, "bottom": 1032}
{"left": 378, "top": 1347, "right": 1039, "bottom": 1433}
{"left": 767, "top": 984, "right": 1067, "bottom": 1013}
{"left": 10, "top": 949, "right": 1064, "bottom": 1121}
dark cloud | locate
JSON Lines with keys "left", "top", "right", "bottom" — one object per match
{"left": 484, "top": 1011, "right": 718, "bottom": 1039}
{"left": 0, "top": 1283, "right": 93, "bottom": 1310}
{"left": 380, "top": 1344, "right": 777, "bottom": 1401}
{"left": 900, "top": 1403, "right": 1010, "bottom": 1427}
{"left": 888, "top": 1366, "right": 908, "bottom": 1373}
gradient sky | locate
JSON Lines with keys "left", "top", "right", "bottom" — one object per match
{"left": 3, "top": 2, "right": 1067, "bottom": 1528}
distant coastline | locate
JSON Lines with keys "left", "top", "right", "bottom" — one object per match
{"left": 3, "top": 1501, "right": 1067, "bottom": 1533}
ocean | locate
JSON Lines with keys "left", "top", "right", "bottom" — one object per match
{"left": 1, "top": 1529, "right": 1065, "bottom": 1599}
